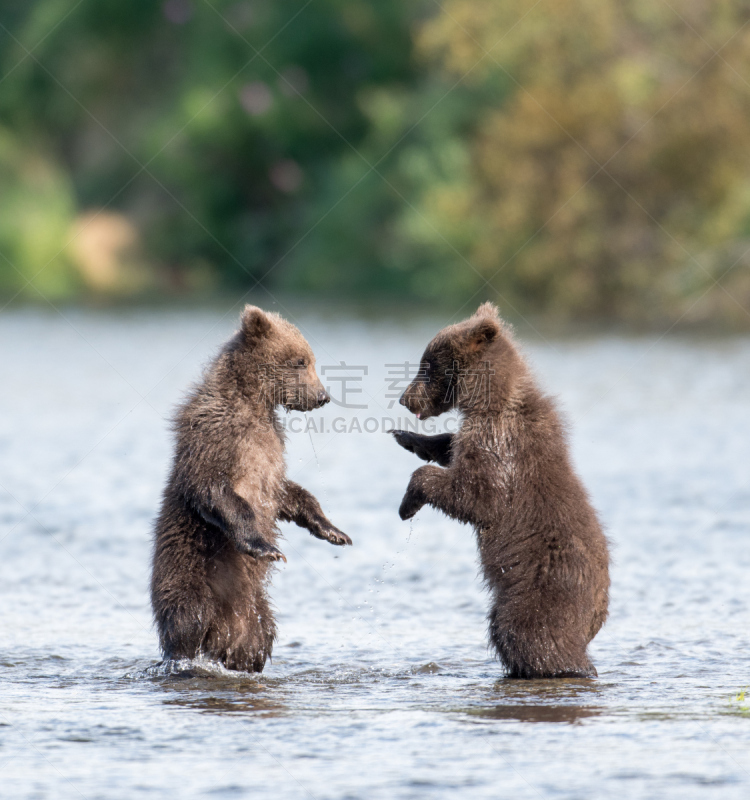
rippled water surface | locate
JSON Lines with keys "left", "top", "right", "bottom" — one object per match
{"left": 1, "top": 306, "right": 749, "bottom": 799}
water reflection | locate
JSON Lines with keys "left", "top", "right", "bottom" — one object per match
{"left": 163, "top": 692, "right": 286, "bottom": 717}
{"left": 467, "top": 704, "right": 602, "bottom": 724}
{"left": 143, "top": 658, "right": 288, "bottom": 717}
{"left": 458, "top": 676, "right": 606, "bottom": 724}
{"left": 490, "top": 677, "right": 605, "bottom": 698}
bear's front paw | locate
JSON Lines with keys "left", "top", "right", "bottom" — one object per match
{"left": 318, "top": 525, "right": 352, "bottom": 547}
{"left": 392, "top": 429, "right": 418, "bottom": 454}
{"left": 236, "top": 536, "right": 287, "bottom": 563}
{"left": 398, "top": 489, "right": 424, "bottom": 520}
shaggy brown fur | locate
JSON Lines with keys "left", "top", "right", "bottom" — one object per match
{"left": 151, "top": 306, "right": 351, "bottom": 672}
{"left": 393, "top": 303, "right": 609, "bottom": 678}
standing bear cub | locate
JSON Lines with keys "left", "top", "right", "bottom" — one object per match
{"left": 151, "top": 306, "right": 351, "bottom": 672}
{"left": 393, "top": 303, "right": 609, "bottom": 678}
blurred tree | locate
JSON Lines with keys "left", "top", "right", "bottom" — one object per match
{"left": 2, "top": 0, "right": 750, "bottom": 325}
{"left": 0, "top": 0, "right": 418, "bottom": 298}
{"left": 414, "top": 0, "right": 750, "bottom": 323}
{"left": 0, "top": 126, "right": 79, "bottom": 299}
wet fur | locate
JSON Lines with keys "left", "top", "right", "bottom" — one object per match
{"left": 151, "top": 306, "right": 350, "bottom": 672}
{"left": 394, "top": 303, "right": 610, "bottom": 678}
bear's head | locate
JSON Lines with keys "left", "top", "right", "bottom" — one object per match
{"left": 235, "top": 305, "right": 330, "bottom": 412}
{"left": 399, "top": 302, "right": 519, "bottom": 419}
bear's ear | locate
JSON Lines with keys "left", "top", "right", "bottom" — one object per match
{"left": 241, "top": 305, "right": 272, "bottom": 344}
{"left": 465, "top": 316, "right": 500, "bottom": 353}
{"left": 475, "top": 301, "right": 500, "bottom": 319}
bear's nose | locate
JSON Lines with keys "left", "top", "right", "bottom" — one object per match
{"left": 399, "top": 393, "right": 407, "bottom": 407}
{"left": 317, "top": 389, "right": 330, "bottom": 407}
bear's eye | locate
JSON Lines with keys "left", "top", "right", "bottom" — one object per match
{"left": 294, "top": 357, "right": 307, "bottom": 368}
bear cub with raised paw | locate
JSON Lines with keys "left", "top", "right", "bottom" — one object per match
{"left": 151, "top": 306, "right": 351, "bottom": 672}
{"left": 393, "top": 303, "right": 609, "bottom": 679}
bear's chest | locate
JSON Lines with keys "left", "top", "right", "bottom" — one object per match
{"left": 233, "top": 427, "right": 285, "bottom": 522}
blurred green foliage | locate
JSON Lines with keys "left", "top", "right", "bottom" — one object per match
{"left": 418, "top": 0, "right": 750, "bottom": 325}
{"left": 1, "top": 0, "right": 750, "bottom": 325}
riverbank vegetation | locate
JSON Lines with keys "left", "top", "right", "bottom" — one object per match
{"left": 2, "top": 0, "right": 750, "bottom": 326}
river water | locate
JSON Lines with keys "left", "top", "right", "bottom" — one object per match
{"left": 1, "top": 304, "right": 749, "bottom": 799}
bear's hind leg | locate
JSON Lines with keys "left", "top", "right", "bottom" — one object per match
{"left": 489, "top": 612, "right": 596, "bottom": 679}
{"left": 156, "top": 601, "right": 213, "bottom": 663}
{"left": 203, "top": 590, "right": 277, "bottom": 673}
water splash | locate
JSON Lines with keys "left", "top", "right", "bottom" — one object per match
{"left": 130, "top": 656, "right": 260, "bottom": 682}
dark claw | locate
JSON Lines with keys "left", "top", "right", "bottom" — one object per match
{"left": 318, "top": 526, "right": 352, "bottom": 547}
{"left": 391, "top": 429, "right": 417, "bottom": 454}
{"left": 262, "top": 547, "right": 287, "bottom": 563}
{"left": 398, "top": 492, "right": 420, "bottom": 521}
{"left": 392, "top": 429, "right": 453, "bottom": 467}
{"left": 237, "top": 537, "right": 287, "bottom": 563}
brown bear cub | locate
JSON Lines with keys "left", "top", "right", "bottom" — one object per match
{"left": 393, "top": 303, "right": 609, "bottom": 678}
{"left": 151, "top": 306, "right": 351, "bottom": 672}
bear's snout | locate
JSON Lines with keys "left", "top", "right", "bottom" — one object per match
{"left": 315, "top": 388, "right": 330, "bottom": 408}
{"left": 399, "top": 386, "right": 425, "bottom": 418}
